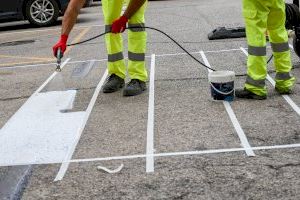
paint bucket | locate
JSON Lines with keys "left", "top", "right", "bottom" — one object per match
{"left": 208, "top": 70, "right": 235, "bottom": 101}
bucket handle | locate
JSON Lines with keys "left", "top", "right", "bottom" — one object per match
{"left": 210, "top": 82, "right": 234, "bottom": 96}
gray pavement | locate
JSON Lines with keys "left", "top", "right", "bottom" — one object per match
{"left": 1, "top": 0, "right": 300, "bottom": 199}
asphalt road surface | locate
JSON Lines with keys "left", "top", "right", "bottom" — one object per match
{"left": 1, "top": 0, "right": 300, "bottom": 199}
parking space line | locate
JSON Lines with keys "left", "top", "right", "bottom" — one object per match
{"left": 54, "top": 69, "right": 109, "bottom": 181}
{"left": 146, "top": 54, "right": 156, "bottom": 173}
{"left": 240, "top": 47, "right": 300, "bottom": 116}
{"left": 200, "top": 51, "right": 255, "bottom": 157}
{"left": 3, "top": 142, "right": 300, "bottom": 167}
{"left": 69, "top": 143, "right": 300, "bottom": 164}
{"left": 34, "top": 58, "right": 71, "bottom": 94}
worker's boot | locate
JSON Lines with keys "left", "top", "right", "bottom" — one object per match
{"left": 102, "top": 74, "right": 125, "bottom": 93}
{"left": 123, "top": 79, "right": 146, "bottom": 96}
{"left": 235, "top": 88, "right": 267, "bottom": 100}
{"left": 275, "top": 87, "right": 293, "bottom": 95}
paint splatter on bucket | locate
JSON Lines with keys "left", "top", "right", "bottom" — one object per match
{"left": 208, "top": 70, "right": 235, "bottom": 101}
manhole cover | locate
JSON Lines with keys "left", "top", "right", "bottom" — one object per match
{"left": 0, "top": 40, "right": 35, "bottom": 47}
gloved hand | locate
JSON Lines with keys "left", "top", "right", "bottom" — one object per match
{"left": 111, "top": 16, "right": 128, "bottom": 33}
{"left": 52, "top": 34, "right": 68, "bottom": 57}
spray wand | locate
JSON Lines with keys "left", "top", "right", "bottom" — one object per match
{"left": 56, "top": 48, "right": 63, "bottom": 72}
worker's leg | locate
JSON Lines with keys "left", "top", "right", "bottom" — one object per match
{"left": 268, "top": 0, "right": 295, "bottom": 94}
{"left": 127, "top": 0, "right": 148, "bottom": 82}
{"left": 102, "top": 0, "right": 126, "bottom": 79}
{"left": 242, "top": 0, "right": 269, "bottom": 97}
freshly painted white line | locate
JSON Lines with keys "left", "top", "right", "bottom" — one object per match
{"left": 0, "top": 90, "right": 86, "bottom": 166}
{"left": 34, "top": 58, "right": 70, "bottom": 95}
{"left": 200, "top": 50, "right": 255, "bottom": 156}
{"left": 2, "top": 142, "right": 300, "bottom": 166}
{"left": 54, "top": 69, "right": 109, "bottom": 181}
{"left": 70, "top": 143, "right": 300, "bottom": 164}
{"left": 223, "top": 102, "right": 255, "bottom": 156}
{"left": 240, "top": 47, "right": 300, "bottom": 117}
{"left": 146, "top": 54, "right": 156, "bottom": 173}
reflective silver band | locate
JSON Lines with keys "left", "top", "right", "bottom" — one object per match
{"left": 246, "top": 75, "right": 265, "bottom": 87}
{"left": 128, "top": 23, "right": 145, "bottom": 32}
{"left": 105, "top": 25, "right": 112, "bottom": 32}
{"left": 108, "top": 52, "right": 124, "bottom": 62}
{"left": 275, "top": 72, "right": 292, "bottom": 80}
{"left": 271, "top": 42, "right": 289, "bottom": 53}
{"left": 128, "top": 51, "right": 145, "bottom": 61}
{"left": 248, "top": 45, "right": 266, "bottom": 56}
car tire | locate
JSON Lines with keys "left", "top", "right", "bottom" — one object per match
{"left": 25, "top": 0, "right": 59, "bottom": 27}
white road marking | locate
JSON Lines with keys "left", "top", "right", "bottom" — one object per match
{"left": 0, "top": 58, "right": 90, "bottom": 167}
{"left": 2, "top": 143, "right": 300, "bottom": 166}
{"left": 200, "top": 51, "right": 255, "bottom": 156}
{"left": 70, "top": 143, "right": 300, "bottom": 164}
{"left": 240, "top": 47, "right": 300, "bottom": 117}
{"left": 146, "top": 54, "right": 156, "bottom": 173}
{"left": 0, "top": 91, "right": 85, "bottom": 166}
{"left": 54, "top": 69, "right": 109, "bottom": 181}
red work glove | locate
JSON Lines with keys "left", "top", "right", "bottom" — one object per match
{"left": 52, "top": 34, "right": 68, "bottom": 57}
{"left": 111, "top": 16, "right": 128, "bottom": 33}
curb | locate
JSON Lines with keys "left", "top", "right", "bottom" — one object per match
{"left": 0, "top": 166, "right": 32, "bottom": 200}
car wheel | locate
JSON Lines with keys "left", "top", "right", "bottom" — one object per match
{"left": 25, "top": 0, "right": 59, "bottom": 27}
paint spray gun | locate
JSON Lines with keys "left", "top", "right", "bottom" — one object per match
{"left": 56, "top": 48, "right": 63, "bottom": 72}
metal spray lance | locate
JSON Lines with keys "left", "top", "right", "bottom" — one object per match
{"left": 56, "top": 48, "right": 63, "bottom": 72}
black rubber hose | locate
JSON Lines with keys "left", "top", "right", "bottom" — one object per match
{"left": 67, "top": 26, "right": 275, "bottom": 72}
{"left": 67, "top": 26, "right": 216, "bottom": 71}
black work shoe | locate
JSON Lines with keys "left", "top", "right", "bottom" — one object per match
{"left": 123, "top": 79, "right": 147, "bottom": 96}
{"left": 102, "top": 74, "right": 125, "bottom": 93}
{"left": 235, "top": 88, "right": 267, "bottom": 100}
{"left": 275, "top": 87, "right": 293, "bottom": 95}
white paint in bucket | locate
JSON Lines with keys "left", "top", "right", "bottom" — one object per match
{"left": 208, "top": 70, "right": 235, "bottom": 101}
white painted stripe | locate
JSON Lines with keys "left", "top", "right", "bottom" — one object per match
{"left": 2, "top": 143, "right": 300, "bottom": 166}
{"left": 0, "top": 91, "right": 86, "bottom": 167}
{"left": 34, "top": 58, "right": 70, "bottom": 95}
{"left": 54, "top": 69, "right": 109, "bottom": 181}
{"left": 70, "top": 143, "right": 300, "bottom": 164}
{"left": 146, "top": 54, "right": 156, "bottom": 173}
{"left": 223, "top": 102, "right": 255, "bottom": 156}
{"left": 241, "top": 48, "right": 300, "bottom": 117}
{"left": 199, "top": 50, "right": 255, "bottom": 156}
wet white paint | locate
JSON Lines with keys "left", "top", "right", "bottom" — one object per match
{"left": 0, "top": 90, "right": 85, "bottom": 166}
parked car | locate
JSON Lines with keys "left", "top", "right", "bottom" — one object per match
{"left": 0, "top": 0, "right": 92, "bottom": 27}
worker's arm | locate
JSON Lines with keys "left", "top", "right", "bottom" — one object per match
{"left": 123, "top": 0, "right": 147, "bottom": 19}
{"left": 61, "top": 0, "right": 86, "bottom": 35}
{"left": 111, "top": 0, "right": 146, "bottom": 33}
{"left": 52, "top": 0, "right": 85, "bottom": 57}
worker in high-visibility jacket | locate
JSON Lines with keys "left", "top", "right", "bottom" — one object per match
{"left": 53, "top": 0, "right": 148, "bottom": 96}
{"left": 236, "top": 0, "right": 296, "bottom": 100}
